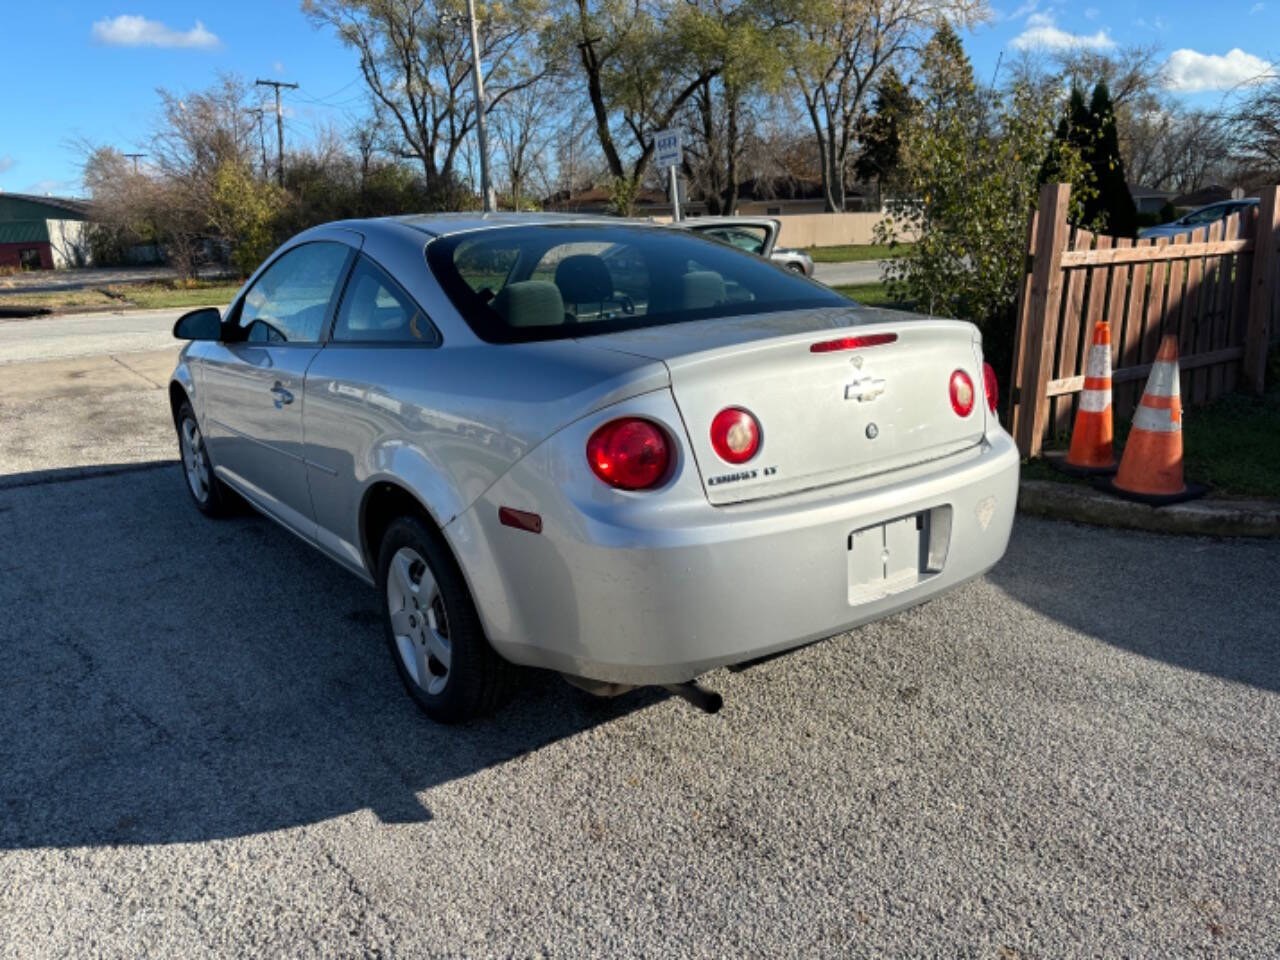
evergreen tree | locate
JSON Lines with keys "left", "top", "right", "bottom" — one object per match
{"left": 1041, "top": 81, "right": 1139, "bottom": 236}
{"left": 1040, "top": 87, "right": 1093, "bottom": 197}
{"left": 854, "top": 67, "right": 914, "bottom": 190}
{"left": 1087, "top": 81, "right": 1138, "bottom": 237}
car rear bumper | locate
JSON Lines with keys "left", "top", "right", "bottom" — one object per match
{"left": 449, "top": 424, "right": 1019, "bottom": 685}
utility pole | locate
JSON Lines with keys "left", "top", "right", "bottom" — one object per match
{"left": 255, "top": 79, "right": 298, "bottom": 186}
{"left": 464, "top": 0, "right": 495, "bottom": 212}
{"left": 123, "top": 153, "right": 146, "bottom": 172}
{"left": 247, "top": 108, "right": 269, "bottom": 181}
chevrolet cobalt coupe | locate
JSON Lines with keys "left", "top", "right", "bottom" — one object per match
{"left": 170, "top": 214, "right": 1018, "bottom": 722}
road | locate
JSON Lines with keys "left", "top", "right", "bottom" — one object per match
{"left": 0, "top": 308, "right": 184, "bottom": 364}
{"left": 1, "top": 312, "right": 1278, "bottom": 957}
{"left": 0, "top": 309, "right": 184, "bottom": 481}
{"left": 813, "top": 259, "right": 886, "bottom": 286}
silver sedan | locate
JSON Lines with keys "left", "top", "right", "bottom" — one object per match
{"left": 170, "top": 214, "right": 1018, "bottom": 722}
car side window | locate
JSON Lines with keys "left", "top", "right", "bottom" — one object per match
{"left": 236, "top": 242, "right": 350, "bottom": 344}
{"left": 333, "top": 256, "right": 438, "bottom": 344}
{"left": 453, "top": 240, "right": 519, "bottom": 301}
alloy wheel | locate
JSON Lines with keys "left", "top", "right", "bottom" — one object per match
{"left": 180, "top": 417, "right": 210, "bottom": 503}
{"left": 386, "top": 547, "right": 452, "bottom": 696}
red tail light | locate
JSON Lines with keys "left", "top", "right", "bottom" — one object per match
{"left": 587, "top": 418, "right": 670, "bottom": 490}
{"left": 709, "top": 407, "right": 760, "bottom": 464}
{"left": 949, "top": 369, "right": 976, "bottom": 417}
{"left": 982, "top": 362, "right": 999, "bottom": 413}
{"left": 810, "top": 332, "right": 898, "bottom": 353}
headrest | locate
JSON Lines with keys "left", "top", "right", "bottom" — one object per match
{"left": 491, "top": 280, "right": 566, "bottom": 328}
{"left": 554, "top": 254, "right": 614, "bottom": 304}
{"left": 681, "top": 270, "right": 727, "bottom": 310}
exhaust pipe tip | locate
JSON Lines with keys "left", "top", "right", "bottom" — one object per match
{"left": 662, "top": 681, "right": 723, "bottom": 714}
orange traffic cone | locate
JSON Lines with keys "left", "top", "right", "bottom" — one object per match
{"left": 1096, "top": 334, "right": 1205, "bottom": 505}
{"left": 1060, "top": 320, "right": 1117, "bottom": 474}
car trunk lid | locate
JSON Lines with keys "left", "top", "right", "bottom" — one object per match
{"left": 580, "top": 307, "right": 987, "bottom": 504}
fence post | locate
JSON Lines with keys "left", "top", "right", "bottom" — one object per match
{"left": 1007, "top": 208, "right": 1038, "bottom": 441}
{"left": 1014, "top": 183, "right": 1072, "bottom": 458}
{"left": 1242, "top": 184, "right": 1279, "bottom": 394}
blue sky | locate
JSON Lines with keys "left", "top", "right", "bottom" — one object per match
{"left": 0, "top": 1, "right": 1275, "bottom": 197}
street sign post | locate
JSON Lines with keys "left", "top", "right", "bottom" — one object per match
{"left": 652, "top": 128, "right": 683, "bottom": 221}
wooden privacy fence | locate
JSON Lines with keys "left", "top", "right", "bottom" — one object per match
{"left": 1009, "top": 182, "right": 1280, "bottom": 457}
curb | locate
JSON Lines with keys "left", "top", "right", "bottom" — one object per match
{"left": 1018, "top": 479, "right": 1280, "bottom": 538}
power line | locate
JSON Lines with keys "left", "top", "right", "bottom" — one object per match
{"left": 255, "top": 79, "right": 299, "bottom": 186}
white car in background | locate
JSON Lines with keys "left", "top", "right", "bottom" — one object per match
{"left": 679, "top": 216, "right": 816, "bottom": 276}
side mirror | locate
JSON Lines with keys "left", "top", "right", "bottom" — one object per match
{"left": 173, "top": 307, "right": 222, "bottom": 341}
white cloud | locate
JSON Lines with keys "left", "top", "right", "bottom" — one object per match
{"left": 273, "top": 60, "right": 286, "bottom": 75}
{"left": 996, "top": 0, "right": 1038, "bottom": 22}
{"left": 91, "top": 15, "right": 220, "bottom": 49}
{"left": 0, "top": 155, "right": 14, "bottom": 174}
{"left": 1251, "top": 2, "right": 1265, "bottom": 12}
{"left": 1163, "top": 48, "right": 1276, "bottom": 92}
{"left": 1011, "top": 12, "right": 1115, "bottom": 51}
{"left": 1083, "top": 7, "right": 1099, "bottom": 20}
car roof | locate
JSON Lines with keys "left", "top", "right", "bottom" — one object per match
{"left": 371, "top": 211, "right": 656, "bottom": 238}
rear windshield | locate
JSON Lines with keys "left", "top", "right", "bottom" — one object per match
{"left": 425, "top": 224, "right": 846, "bottom": 343}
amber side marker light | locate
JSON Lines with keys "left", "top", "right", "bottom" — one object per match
{"left": 809, "top": 332, "right": 898, "bottom": 353}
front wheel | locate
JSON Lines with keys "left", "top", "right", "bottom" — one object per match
{"left": 377, "top": 516, "right": 519, "bottom": 723}
{"left": 176, "top": 400, "right": 234, "bottom": 516}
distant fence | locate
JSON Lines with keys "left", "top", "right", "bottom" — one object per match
{"left": 652, "top": 212, "right": 916, "bottom": 247}
{"left": 1009, "top": 182, "right": 1280, "bottom": 458}
{"left": 772, "top": 213, "right": 916, "bottom": 249}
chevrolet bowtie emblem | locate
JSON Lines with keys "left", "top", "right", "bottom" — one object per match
{"left": 845, "top": 375, "right": 886, "bottom": 402}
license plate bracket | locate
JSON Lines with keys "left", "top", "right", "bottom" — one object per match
{"left": 847, "top": 507, "right": 951, "bottom": 604}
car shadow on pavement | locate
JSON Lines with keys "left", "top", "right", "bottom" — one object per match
{"left": 985, "top": 516, "right": 1280, "bottom": 694}
{"left": 0, "top": 462, "right": 660, "bottom": 849}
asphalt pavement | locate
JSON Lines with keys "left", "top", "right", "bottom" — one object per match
{"left": 1, "top": 310, "right": 1278, "bottom": 957}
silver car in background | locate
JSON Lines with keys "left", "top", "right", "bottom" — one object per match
{"left": 1139, "top": 198, "right": 1259, "bottom": 239}
{"left": 170, "top": 214, "right": 1018, "bottom": 722}
{"left": 679, "top": 216, "right": 816, "bottom": 276}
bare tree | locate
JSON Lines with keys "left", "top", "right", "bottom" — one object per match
{"left": 491, "top": 83, "right": 554, "bottom": 209}
{"left": 1233, "top": 74, "right": 1280, "bottom": 184}
{"left": 787, "top": 0, "right": 988, "bottom": 212}
{"left": 551, "top": 0, "right": 722, "bottom": 212}
{"left": 303, "top": 0, "right": 550, "bottom": 204}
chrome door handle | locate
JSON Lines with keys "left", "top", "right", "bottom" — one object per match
{"left": 270, "top": 383, "right": 294, "bottom": 408}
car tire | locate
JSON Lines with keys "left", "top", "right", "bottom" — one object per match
{"left": 377, "top": 515, "right": 519, "bottom": 723}
{"left": 176, "top": 400, "right": 235, "bottom": 517}
{"left": 786, "top": 262, "right": 806, "bottom": 274}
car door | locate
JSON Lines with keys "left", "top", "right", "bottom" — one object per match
{"left": 301, "top": 253, "right": 442, "bottom": 573}
{"left": 201, "top": 238, "right": 356, "bottom": 535}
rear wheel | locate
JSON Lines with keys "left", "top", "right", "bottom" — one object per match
{"left": 176, "top": 400, "right": 234, "bottom": 516}
{"left": 377, "top": 515, "right": 518, "bottom": 722}
{"left": 786, "top": 261, "right": 806, "bottom": 274}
